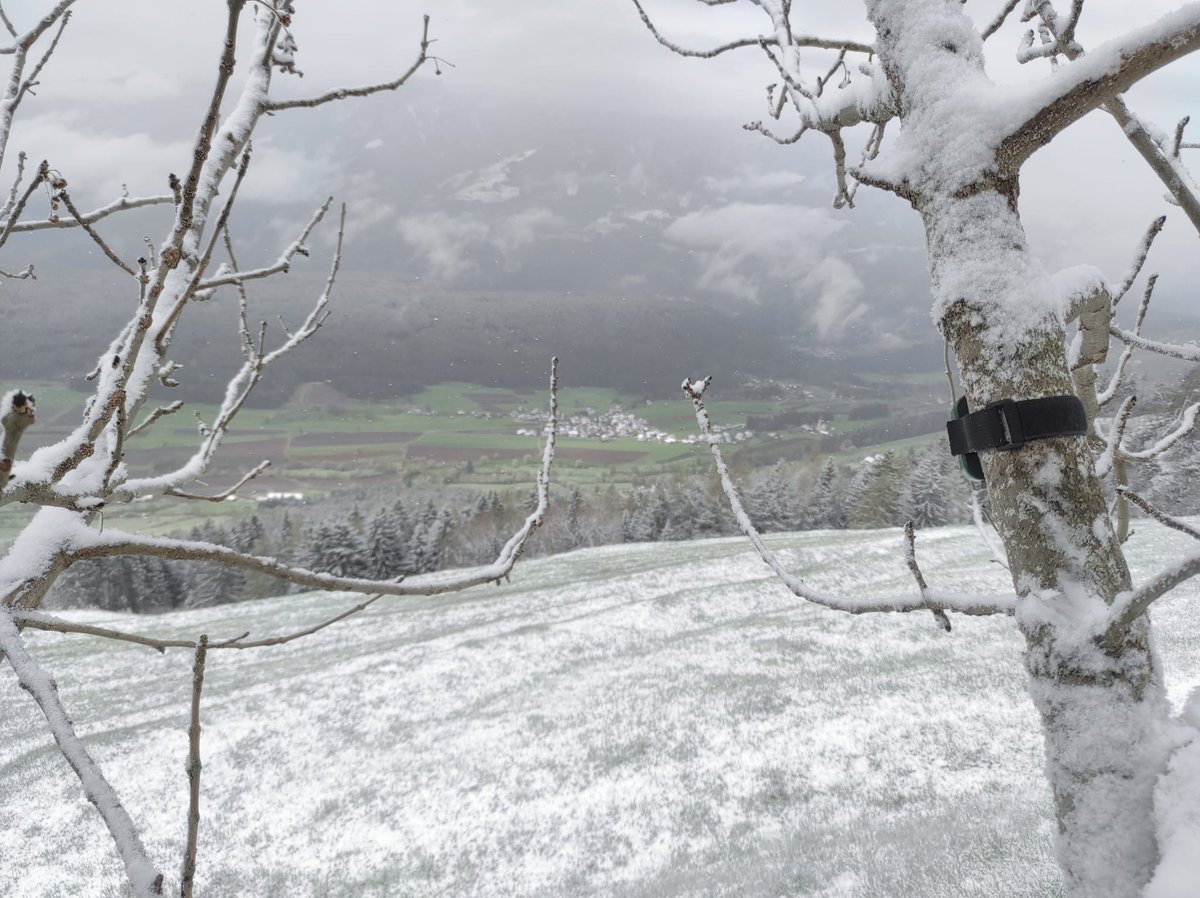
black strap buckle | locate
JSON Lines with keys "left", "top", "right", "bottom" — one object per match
{"left": 946, "top": 394, "right": 1088, "bottom": 483}
{"left": 986, "top": 398, "right": 1025, "bottom": 451}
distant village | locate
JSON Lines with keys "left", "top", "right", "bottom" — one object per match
{"left": 397, "top": 398, "right": 836, "bottom": 446}
{"left": 513, "top": 405, "right": 824, "bottom": 445}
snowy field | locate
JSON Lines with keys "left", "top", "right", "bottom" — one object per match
{"left": 2, "top": 523, "right": 1199, "bottom": 898}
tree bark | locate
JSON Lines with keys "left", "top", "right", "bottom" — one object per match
{"left": 929, "top": 188, "right": 1172, "bottom": 898}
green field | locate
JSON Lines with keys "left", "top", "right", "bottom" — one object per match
{"left": 2, "top": 379, "right": 948, "bottom": 544}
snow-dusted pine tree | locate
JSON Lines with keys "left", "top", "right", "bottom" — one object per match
{"left": 640, "top": 2, "right": 1200, "bottom": 894}
{"left": 898, "top": 444, "right": 951, "bottom": 528}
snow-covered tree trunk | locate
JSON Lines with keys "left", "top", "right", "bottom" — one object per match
{"left": 931, "top": 188, "right": 1170, "bottom": 896}
{"left": 877, "top": 4, "right": 1177, "bottom": 892}
{"left": 641, "top": 0, "right": 1200, "bottom": 893}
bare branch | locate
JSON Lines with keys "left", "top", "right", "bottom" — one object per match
{"left": 1123, "top": 401, "right": 1200, "bottom": 461}
{"left": 0, "top": 610, "right": 163, "bottom": 896}
{"left": 5, "top": 192, "right": 173, "bottom": 228}
{"left": 59, "top": 190, "right": 137, "bottom": 277}
{"left": 0, "top": 1, "right": 77, "bottom": 171}
{"left": 681, "top": 376, "right": 1015, "bottom": 618}
{"left": 1118, "top": 487, "right": 1200, "bottom": 542}
{"left": 193, "top": 198, "right": 330, "bottom": 292}
{"left": 1104, "top": 97, "right": 1200, "bottom": 237}
{"left": 0, "top": 147, "right": 25, "bottom": 220}
{"left": 90, "top": 359, "right": 557, "bottom": 595}
{"left": 0, "top": 157, "right": 47, "bottom": 250}
{"left": 165, "top": 460, "right": 270, "bottom": 502}
{"left": 743, "top": 119, "right": 808, "bottom": 144}
{"left": 15, "top": 594, "right": 384, "bottom": 653}
{"left": 1095, "top": 394, "right": 1135, "bottom": 479}
{"left": 14, "top": 5, "right": 70, "bottom": 107}
{"left": 265, "top": 14, "right": 436, "bottom": 111}
{"left": 904, "top": 522, "right": 953, "bottom": 631}
{"left": 179, "top": 635, "right": 207, "bottom": 898}
{"left": 0, "top": 263, "right": 33, "bottom": 279}
{"left": 1103, "top": 549, "right": 1200, "bottom": 649}
{"left": 0, "top": 3, "right": 16, "bottom": 39}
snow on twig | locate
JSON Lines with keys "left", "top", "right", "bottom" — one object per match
{"left": 1095, "top": 394, "right": 1136, "bottom": 479}
{"left": 165, "top": 460, "right": 270, "bottom": 502}
{"left": 682, "top": 376, "right": 1015, "bottom": 619}
{"left": 1110, "top": 325, "right": 1200, "bottom": 363}
{"left": 1104, "top": 549, "right": 1200, "bottom": 650}
{"left": 1112, "top": 216, "right": 1166, "bottom": 308}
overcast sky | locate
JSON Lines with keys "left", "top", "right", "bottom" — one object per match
{"left": 6, "top": 0, "right": 1200, "bottom": 351}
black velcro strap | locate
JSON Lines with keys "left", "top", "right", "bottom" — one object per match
{"left": 946, "top": 395, "right": 1088, "bottom": 456}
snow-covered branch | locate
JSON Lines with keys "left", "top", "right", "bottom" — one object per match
{"left": 90, "top": 359, "right": 557, "bottom": 596}
{"left": 1103, "top": 549, "right": 1200, "bottom": 649}
{"left": 1110, "top": 326, "right": 1200, "bottom": 363}
{"left": 682, "top": 376, "right": 1015, "bottom": 619}
{"left": 998, "top": 6, "right": 1200, "bottom": 174}
{"left": 0, "top": 609, "right": 164, "bottom": 897}
{"left": 0, "top": 1, "right": 76, "bottom": 171}
{"left": 632, "top": 0, "right": 893, "bottom": 202}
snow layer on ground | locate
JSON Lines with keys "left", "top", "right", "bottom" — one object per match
{"left": 1, "top": 523, "right": 1198, "bottom": 897}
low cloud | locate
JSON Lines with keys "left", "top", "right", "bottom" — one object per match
{"left": 17, "top": 111, "right": 190, "bottom": 203}
{"left": 397, "top": 212, "right": 490, "bottom": 282}
{"left": 664, "top": 202, "right": 847, "bottom": 302}
{"left": 702, "top": 169, "right": 808, "bottom": 195}
{"left": 446, "top": 149, "right": 538, "bottom": 204}
{"left": 397, "top": 206, "right": 565, "bottom": 282}
{"left": 801, "top": 256, "right": 868, "bottom": 339}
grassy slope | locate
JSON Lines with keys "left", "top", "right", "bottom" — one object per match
{"left": 2, "top": 522, "right": 1198, "bottom": 897}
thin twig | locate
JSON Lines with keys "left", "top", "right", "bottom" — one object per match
{"left": 904, "top": 522, "right": 952, "bottom": 631}
{"left": 1117, "top": 487, "right": 1200, "bottom": 542}
{"left": 128, "top": 402, "right": 184, "bottom": 439}
{"left": 15, "top": 595, "right": 384, "bottom": 653}
{"left": 165, "top": 460, "right": 270, "bottom": 502}
{"left": 60, "top": 190, "right": 137, "bottom": 277}
{"left": 1112, "top": 216, "right": 1166, "bottom": 308}
{"left": 180, "top": 635, "right": 208, "bottom": 898}
{"left": 14, "top": 6, "right": 71, "bottom": 107}
{"left": 265, "top": 14, "right": 437, "bottom": 111}
{"left": 681, "top": 376, "right": 1015, "bottom": 617}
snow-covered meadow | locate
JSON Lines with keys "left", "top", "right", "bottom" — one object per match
{"left": 2, "top": 522, "right": 1198, "bottom": 898}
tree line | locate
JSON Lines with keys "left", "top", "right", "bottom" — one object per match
{"left": 46, "top": 442, "right": 979, "bottom": 613}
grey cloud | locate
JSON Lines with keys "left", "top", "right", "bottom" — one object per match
{"left": 701, "top": 169, "right": 808, "bottom": 194}
{"left": 397, "top": 206, "right": 565, "bottom": 282}
{"left": 802, "top": 257, "right": 868, "bottom": 339}
{"left": 447, "top": 149, "right": 538, "bottom": 204}
{"left": 664, "top": 202, "right": 847, "bottom": 301}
